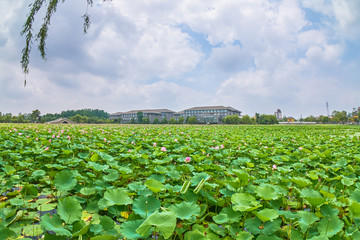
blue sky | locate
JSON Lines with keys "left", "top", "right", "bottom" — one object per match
{"left": 0, "top": 0, "right": 359, "bottom": 117}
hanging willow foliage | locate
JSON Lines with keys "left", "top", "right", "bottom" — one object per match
{"left": 20, "top": 0, "right": 110, "bottom": 86}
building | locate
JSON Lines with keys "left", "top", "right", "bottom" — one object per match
{"left": 182, "top": 106, "right": 241, "bottom": 123}
{"left": 274, "top": 109, "right": 282, "bottom": 120}
{"left": 287, "top": 116, "right": 295, "bottom": 122}
{"left": 45, "top": 118, "right": 76, "bottom": 124}
{"left": 109, "top": 109, "right": 175, "bottom": 123}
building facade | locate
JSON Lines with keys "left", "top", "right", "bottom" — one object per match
{"left": 109, "top": 109, "right": 174, "bottom": 123}
{"left": 182, "top": 106, "right": 241, "bottom": 123}
{"left": 110, "top": 106, "right": 241, "bottom": 124}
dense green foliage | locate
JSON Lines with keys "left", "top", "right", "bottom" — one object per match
{"left": 0, "top": 124, "right": 360, "bottom": 239}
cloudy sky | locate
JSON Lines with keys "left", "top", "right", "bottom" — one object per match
{"left": 1, "top": 0, "right": 359, "bottom": 117}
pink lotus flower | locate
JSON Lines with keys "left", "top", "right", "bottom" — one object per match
{"left": 174, "top": 139, "right": 178, "bottom": 142}
{"left": 45, "top": 147, "right": 49, "bottom": 151}
{"left": 49, "top": 139, "right": 51, "bottom": 143}
{"left": 153, "top": 142, "right": 157, "bottom": 147}
{"left": 220, "top": 145, "right": 224, "bottom": 148}
{"left": 161, "top": 147, "right": 167, "bottom": 152}
{"left": 299, "top": 147, "right": 303, "bottom": 150}
{"left": 272, "top": 164, "right": 277, "bottom": 170}
{"left": 19, "top": 133, "right": 22, "bottom": 136}
{"left": 36, "top": 138, "right": 38, "bottom": 141}
{"left": 104, "top": 138, "right": 106, "bottom": 141}
{"left": 128, "top": 149, "right": 131, "bottom": 152}
{"left": 185, "top": 157, "right": 191, "bottom": 163}
{"left": 215, "top": 146, "right": 219, "bottom": 150}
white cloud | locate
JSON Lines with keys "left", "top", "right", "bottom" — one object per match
{"left": 0, "top": 0, "right": 359, "bottom": 116}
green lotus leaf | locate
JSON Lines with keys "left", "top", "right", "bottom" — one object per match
{"left": 132, "top": 195, "right": 161, "bottom": 218}
{"left": 307, "top": 236, "right": 329, "bottom": 240}
{"left": 54, "top": 170, "right": 77, "bottom": 191}
{"left": 213, "top": 207, "right": 242, "bottom": 224}
{"left": 300, "top": 188, "right": 326, "bottom": 207}
{"left": 90, "top": 153, "right": 100, "bottom": 161}
{"left": 262, "top": 219, "right": 282, "bottom": 235}
{"left": 235, "top": 231, "right": 253, "bottom": 240}
{"left": 255, "top": 184, "right": 279, "bottom": 200}
{"left": 145, "top": 179, "right": 165, "bottom": 193}
{"left": 104, "top": 189, "right": 133, "bottom": 206}
{"left": 320, "top": 205, "right": 339, "bottom": 217}
{"left": 349, "top": 201, "right": 360, "bottom": 218}
{"left": 90, "top": 235, "right": 117, "bottom": 240}
{"left": 20, "top": 184, "right": 38, "bottom": 199}
{"left": 317, "top": 215, "right": 343, "bottom": 237}
{"left": 22, "top": 224, "right": 44, "bottom": 237}
{"left": 350, "top": 189, "right": 360, "bottom": 202}
{"left": 87, "top": 162, "right": 109, "bottom": 171}
{"left": 256, "top": 234, "right": 282, "bottom": 240}
{"left": 191, "top": 172, "right": 210, "bottom": 186}
{"left": 244, "top": 217, "right": 262, "bottom": 235}
{"left": 5, "top": 165, "right": 16, "bottom": 175}
{"left": 169, "top": 201, "right": 201, "bottom": 220}
{"left": 40, "top": 213, "right": 72, "bottom": 237}
{"left": 9, "top": 197, "right": 24, "bottom": 206}
{"left": 72, "top": 220, "right": 90, "bottom": 237}
{"left": 37, "top": 203, "right": 57, "bottom": 212}
{"left": 0, "top": 227, "right": 17, "bottom": 240}
{"left": 254, "top": 208, "right": 279, "bottom": 222}
{"left": 80, "top": 187, "right": 96, "bottom": 195}
{"left": 292, "top": 177, "right": 312, "bottom": 188}
{"left": 209, "top": 223, "right": 226, "bottom": 236}
{"left": 297, "top": 211, "right": 319, "bottom": 234}
{"left": 120, "top": 220, "right": 147, "bottom": 240}
{"left": 103, "top": 169, "right": 119, "bottom": 182}
{"left": 184, "top": 229, "right": 206, "bottom": 240}
{"left": 58, "top": 196, "right": 82, "bottom": 224}
{"left": 279, "top": 210, "right": 297, "bottom": 220}
{"left": 136, "top": 210, "right": 177, "bottom": 239}
{"left": 31, "top": 169, "right": 46, "bottom": 179}
{"left": 341, "top": 177, "right": 354, "bottom": 186}
{"left": 231, "top": 193, "right": 261, "bottom": 212}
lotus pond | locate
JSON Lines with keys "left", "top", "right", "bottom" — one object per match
{"left": 0, "top": 124, "right": 360, "bottom": 240}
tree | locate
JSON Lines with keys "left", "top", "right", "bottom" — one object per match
{"left": 187, "top": 116, "right": 197, "bottom": 124}
{"left": 239, "top": 115, "right": 253, "bottom": 124}
{"left": 169, "top": 117, "right": 177, "bottom": 124}
{"left": 303, "top": 115, "right": 317, "bottom": 122}
{"left": 71, "top": 114, "right": 83, "bottom": 123}
{"left": 153, "top": 118, "right": 160, "bottom": 124}
{"left": 142, "top": 117, "right": 150, "bottom": 124}
{"left": 222, "top": 115, "right": 241, "bottom": 124}
{"left": 178, "top": 116, "right": 185, "bottom": 124}
{"left": 30, "top": 109, "right": 41, "bottom": 123}
{"left": 332, "top": 110, "right": 348, "bottom": 123}
{"left": 255, "top": 113, "right": 260, "bottom": 124}
{"left": 257, "top": 114, "right": 279, "bottom": 124}
{"left": 137, "top": 111, "right": 144, "bottom": 124}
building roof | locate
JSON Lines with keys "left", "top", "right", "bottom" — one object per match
{"left": 110, "top": 109, "right": 174, "bottom": 115}
{"left": 183, "top": 106, "right": 241, "bottom": 112}
{"left": 46, "top": 118, "right": 76, "bottom": 124}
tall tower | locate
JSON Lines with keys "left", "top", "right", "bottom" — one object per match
{"left": 326, "top": 102, "right": 330, "bottom": 117}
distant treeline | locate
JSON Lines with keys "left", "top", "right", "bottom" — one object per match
{"left": 0, "top": 109, "right": 114, "bottom": 124}
{"left": 42, "top": 109, "right": 110, "bottom": 123}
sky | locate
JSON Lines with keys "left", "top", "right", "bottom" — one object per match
{"left": 0, "top": 0, "right": 359, "bottom": 118}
